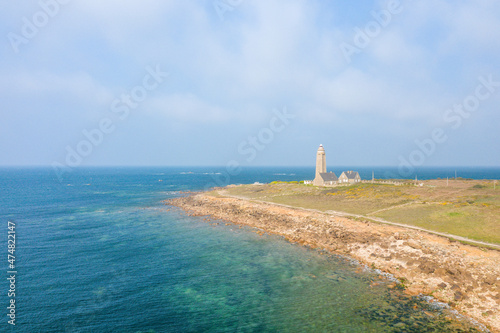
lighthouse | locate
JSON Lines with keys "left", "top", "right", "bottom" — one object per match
{"left": 315, "top": 144, "right": 326, "bottom": 178}
{"left": 309, "top": 144, "right": 359, "bottom": 186}
{"left": 313, "top": 144, "right": 337, "bottom": 186}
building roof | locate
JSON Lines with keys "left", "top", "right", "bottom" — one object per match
{"left": 320, "top": 172, "right": 338, "bottom": 182}
{"left": 341, "top": 171, "right": 360, "bottom": 179}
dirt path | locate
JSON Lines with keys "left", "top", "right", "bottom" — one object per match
{"left": 366, "top": 201, "right": 421, "bottom": 216}
{"left": 219, "top": 190, "right": 500, "bottom": 251}
{"left": 168, "top": 192, "right": 500, "bottom": 332}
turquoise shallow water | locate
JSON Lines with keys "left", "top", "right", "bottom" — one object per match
{"left": 1, "top": 167, "right": 494, "bottom": 332}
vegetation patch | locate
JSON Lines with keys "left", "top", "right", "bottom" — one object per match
{"left": 218, "top": 179, "right": 500, "bottom": 245}
{"left": 447, "top": 212, "right": 462, "bottom": 217}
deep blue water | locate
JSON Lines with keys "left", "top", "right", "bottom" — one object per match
{"left": 1, "top": 166, "right": 496, "bottom": 332}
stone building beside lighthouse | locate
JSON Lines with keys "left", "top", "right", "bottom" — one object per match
{"left": 313, "top": 144, "right": 338, "bottom": 186}
{"left": 339, "top": 170, "right": 361, "bottom": 184}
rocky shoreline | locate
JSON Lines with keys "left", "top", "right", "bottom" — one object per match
{"left": 167, "top": 191, "right": 500, "bottom": 332}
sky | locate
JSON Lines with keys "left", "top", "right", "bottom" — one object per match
{"left": 1, "top": 0, "right": 500, "bottom": 169}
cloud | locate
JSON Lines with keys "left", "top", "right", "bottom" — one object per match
{"left": 314, "top": 69, "right": 393, "bottom": 113}
{"left": 370, "top": 30, "right": 426, "bottom": 67}
{"left": 1, "top": 0, "right": 500, "bottom": 166}
{"left": 146, "top": 93, "right": 231, "bottom": 124}
{"left": 1, "top": 70, "right": 112, "bottom": 107}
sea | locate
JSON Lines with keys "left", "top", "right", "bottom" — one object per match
{"left": 1, "top": 166, "right": 498, "bottom": 332}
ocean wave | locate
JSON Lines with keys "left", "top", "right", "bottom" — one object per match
{"left": 156, "top": 191, "right": 180, "bottom": 195}
{"left": 179, "top": 172, "right": 222, "bottom": 175}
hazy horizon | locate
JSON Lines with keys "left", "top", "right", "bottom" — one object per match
{"left": 3, "top": 164, "right": 500, "bottom": 169}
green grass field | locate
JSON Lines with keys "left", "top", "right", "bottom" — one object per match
{"left": 216, "top": 179, "right": 500, "bottom": 244}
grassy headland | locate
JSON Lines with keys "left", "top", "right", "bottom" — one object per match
{"left": 213, "top": 179, "right": 500, "bottom": 245}
{"left": 169, "top": 182, "right": 500, "bottom": 331}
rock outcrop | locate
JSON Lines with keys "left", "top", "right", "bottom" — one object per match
{"left": 168, "top": 193, "right": 500, "bottom": 332}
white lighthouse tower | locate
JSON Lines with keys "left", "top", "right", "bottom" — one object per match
{"left": 313, "top": 144, "right": 326, "bottom": 186}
